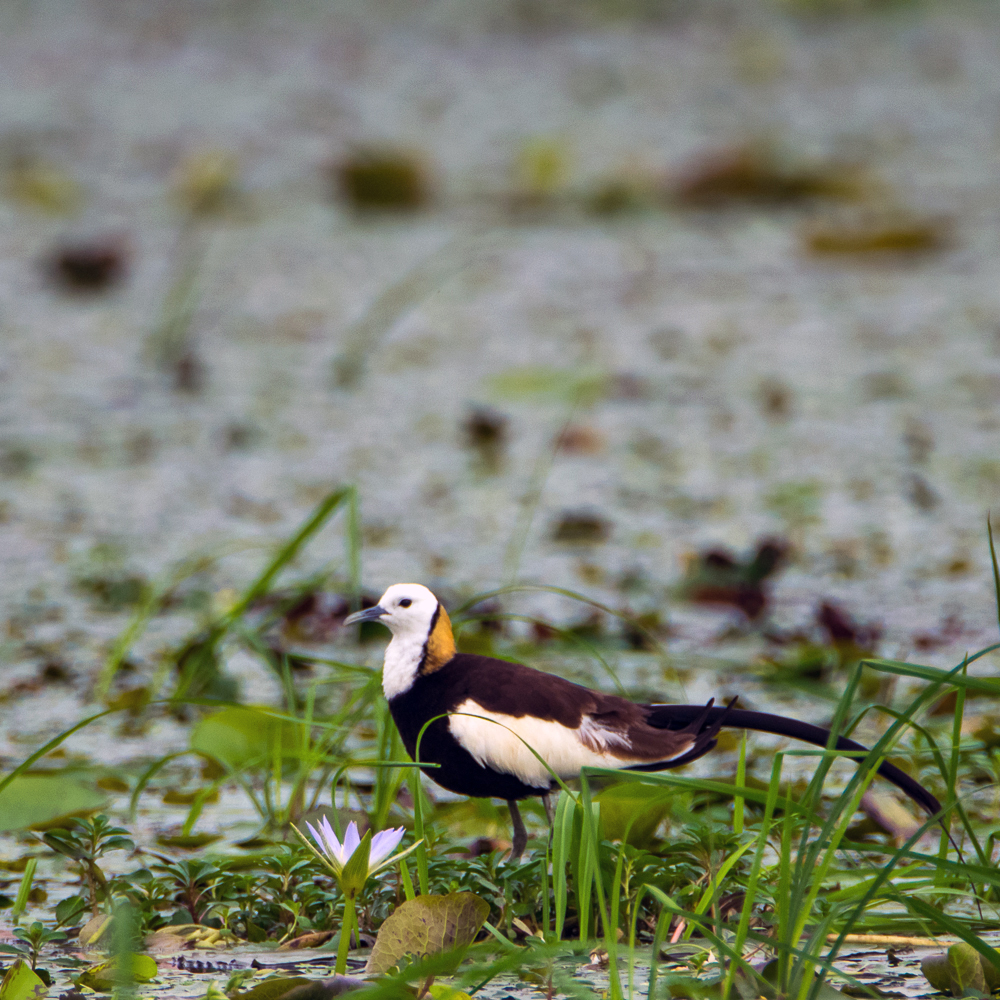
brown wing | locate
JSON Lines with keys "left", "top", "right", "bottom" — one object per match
{"left": 442, "top": 653, "right": 642, "bottom": 722}
{"left": 439, "top": 654, "right": 711, "bottom": 764}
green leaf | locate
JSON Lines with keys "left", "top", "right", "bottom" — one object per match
{"left": 982, "top": 952, "right": 1000, "bottom": 993}
{"left": 948, "top": 943, "right": 988, "bottom": 997}
{"left": 595, "top": 784, "right": 672, "bottom": 846}
{"left": 866, "top": 657, "right": 1000, "bottom": 697}
{"left": 485, "top": 366, "right": 607, "bottom": 405}
{"left": 922, "top": 954, "right": 952, "bottom": 994}
{"left": 428, "top": 984, "right": 471, "bottom": 1000}
{"left": 662, "top": 970, "right": 775, "bottom": 1000}
{"left": 54, "top": 895, "right": 87, "bottom": 927}
{"left": 0, "top": 960, "right": 48, "bottom": 1000}
{"left": 190, "top": 705, "right": 307, "bottom": 771}
{"left": 233, "top": 977, "right": 312, "bottom": 1000}
{"left": 339, "top": 830, "right": 372, "bottom": 898}
{"left": 156, "top": 832, "right": 222, "bottom": 849}
{"left": 99, "top": 836, "right": 135, "bottom": 852}
{"left": 76, "top": 955, "right": 157, "bottom": 991}
{"left": 281, "top": 977, "right": 366, "bottom": 1000}
{"left": 77, "top": 913, "right": 114, "bottom": 948}
{"left": 908, "top": 897, "right": 1000, "bottom": 991}
{"left": 365, "top": 892, "right": 490, "bottom": 975}
{"left": 0, "top": 776, "right": 105, "bottom": 833}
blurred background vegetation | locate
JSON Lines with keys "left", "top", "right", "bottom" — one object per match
{"left": 3, "top": 6, "right": 1000, "bottom": 992}
{"left": 0, "top": 0, "right": 999, "bottom": 722}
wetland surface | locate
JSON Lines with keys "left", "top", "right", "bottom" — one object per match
{"left": 2, "top": 1, "right": 1000, "bottom": 996}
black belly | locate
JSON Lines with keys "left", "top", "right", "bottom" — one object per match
{"left": 387, "top": 676, "right": 547, "bottom": 801}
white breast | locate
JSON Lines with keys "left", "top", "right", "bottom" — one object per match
{"left": 382, "top": 632, "right": 426, "bottom": 699}
{"left": 447, "top": 699, "right": 649, "bottom": 788}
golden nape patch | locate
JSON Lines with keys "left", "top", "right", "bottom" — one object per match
{"left": 421, "top": 604, "right": 457, "bottom": 674}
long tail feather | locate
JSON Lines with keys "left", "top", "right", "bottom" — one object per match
{"left": 638, "top": 703, "right": 941, "bottom": 817}
{"left": 627, "top": 697, "right": 737, "bottom": 773}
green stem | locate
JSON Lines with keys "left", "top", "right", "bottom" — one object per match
{"left": 733, "top": 732, "right": 746, "bottom": 835}
{"left": 410, "top": 766, "right": 430, "bottom": 895}
{"left": 335, "top": 893, "right": 357, "bottom": 975}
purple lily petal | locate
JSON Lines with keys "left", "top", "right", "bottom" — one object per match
{"left": 306, "top": 817, "right": 349, "bottom": 868}
{"left": 306, "top": 819, "right": 327, "bottom": 854}
{"left": 324, "top": 817, "right": 348, "bottom": 861}
{"left": 342, "top": 821, "right": 361, "bottom": 859}
{"left": 369, "top": 827, "right": 406, "bottom": 867}
{"left": 305, "top": 816, "right": 407, "bottom": 887}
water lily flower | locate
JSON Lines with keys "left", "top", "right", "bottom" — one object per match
{"left": 305, "top": 818, "right": 406, "bottom": 879}
{"left": 292, "top": 817, "right": 421, "bottom": 975}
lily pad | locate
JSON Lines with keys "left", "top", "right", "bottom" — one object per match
{"left": 0, "top": 775, "right": 105, "bottom": 832}
{"left": 156, "top": 831, "right": 223, "bottom": 849}
{"left": 75, "top": 954, "right": 158, "bottom": 992}
{"left": 0, "top": 960, "right": 48, "bottom": 1000}
{"left": 365, "top": 892, "right": 490, "bottom": 975}
{"left": 282, "top": 978, "right": 367, "bottom": 1000}
{"left": 234, "top": 977, "right": 312, "bottom": 1000}
{"left": 233, "top": 977, "right": 364, "bottom": 1000}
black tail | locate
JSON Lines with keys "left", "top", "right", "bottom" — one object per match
{"left": 636, "top": 703, "right": 941, "bottom": 818}
{"left": 630, "top": 697, "right": 738, "bottom": 772}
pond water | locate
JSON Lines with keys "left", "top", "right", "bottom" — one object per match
{"left": 2, "top": 0, "right": 1000, "bottom": 681}
{"left": 1, "top": 1, "right": 999, "bottom": 993}
{"left": 0, "top": 935, "right": 986, "bottom": 1000}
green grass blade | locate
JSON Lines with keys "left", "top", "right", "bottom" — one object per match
{"left": 552, "top": 790, "right": 575, "bottom": 940}
{"left": 988, "top": 515, "right": 1000, "bottom": 637}
{"left": 646, "top": 902, "right": 673, "bottom": 1000}
{"left": 502, "top": 403, "right": 579, "bottom": 586}
{"left": 865, "top": 647, "right": 1000, "bottom": 693}
{"left": 227, "top": 487, "right": 355, "bottom": 621}
{"left": 11, "top": 857, "right": 36, "bottom": 925}
{"left": 0, "top": 706, "right": 123, "bottom": 795}
{"left": 725, "top": 754, "right": 783, "bottom": 999}
{"left": 733, "top": 732, "right": 746, "bottom": 836}
{"left": 346, "top": 486, "right": 361, "bottom": 610}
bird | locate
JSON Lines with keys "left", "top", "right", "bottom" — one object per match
{"left": 344, "top": 583, "right": 940, "bottom": 859}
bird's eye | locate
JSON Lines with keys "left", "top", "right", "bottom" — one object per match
{"left": 399, "top": 598, "right": 412, "bottom": 608}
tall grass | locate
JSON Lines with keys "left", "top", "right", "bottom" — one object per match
{"left": 6, "top": 488, "right": 1000, "bottom": 1000}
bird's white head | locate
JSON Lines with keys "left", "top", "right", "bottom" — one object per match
{"left": 345, "top": 583, "right": 439, "bottom": 636}
{"left": 344, "top": 583, "right": 456, "bottom": 699}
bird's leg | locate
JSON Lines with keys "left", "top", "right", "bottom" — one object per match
{"left": 542, "top": 792, "right": 555, "bottom": 826}
{"left": 507, "top": 800, "right": 527, "bottom": 861}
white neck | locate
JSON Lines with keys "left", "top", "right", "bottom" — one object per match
{"left": 382, "top": 631, "right": 425, "bottom": 700}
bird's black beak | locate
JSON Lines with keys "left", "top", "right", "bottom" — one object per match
{"left": 343, "top": 605, "right": 387, "bottom": 627}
